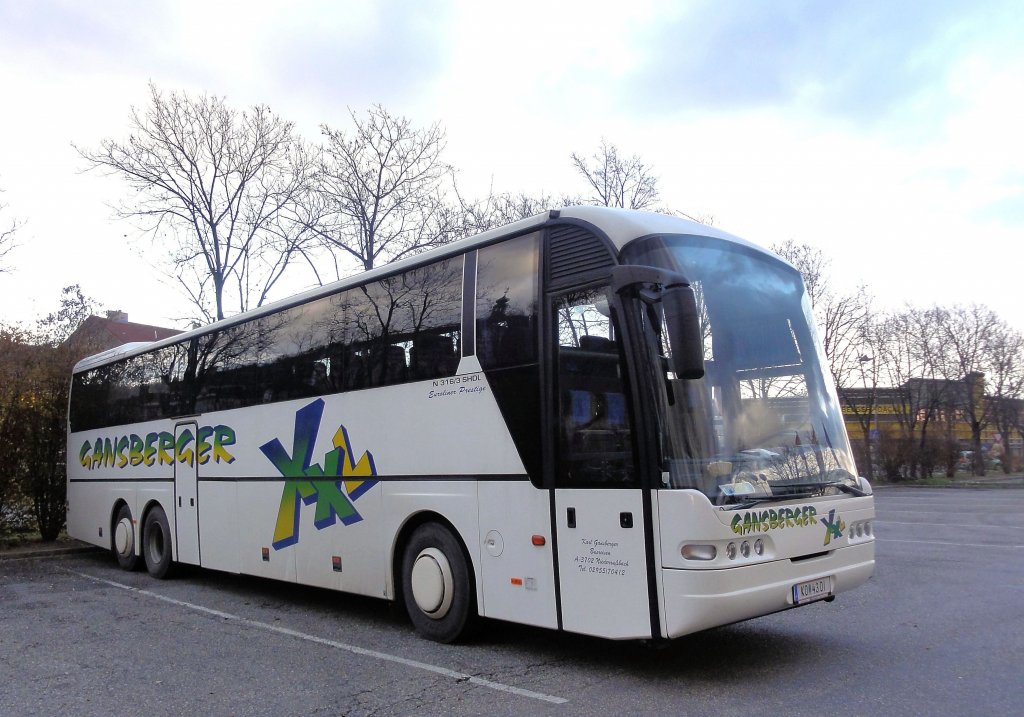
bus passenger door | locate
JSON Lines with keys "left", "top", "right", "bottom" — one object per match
{"left": 551, "top": 288, "right": 653, "bottom": 639}
{"left": 174, "top": 422, "right": 201, "bottom": 565}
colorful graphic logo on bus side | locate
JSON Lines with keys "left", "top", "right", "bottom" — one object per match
{"left": 821, "top": 509, "right": 846, "bottom": 546}
{"left": 730, "top": 506, "right": 819, "bottom": 535}
{"left": 260, "top": 399, "right": 378, "bottom": 551}
{"left": 78, "top": 426, "right": 236, "bottom": 470}
{"left": 730, "top": 505, "right": 847, "bottom": 546}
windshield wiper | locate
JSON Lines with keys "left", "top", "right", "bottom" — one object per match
{"left": 725, "top": 479, "right": 868, "bottom": 509}
{"left": 770, "top": 480, "right": 870, "bottom": 499}
{"left": 729, "top": 496, "right": 779, "bottom": 509}
{"left": 829, "top": 480, "right": 870, "bottom": 497}
{"left": 728, "top": 490, "right": 818, "bottom": 509}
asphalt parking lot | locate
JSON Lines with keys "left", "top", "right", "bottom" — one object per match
{"left": 1, "top": 486, "right": 1021, "bottom": 716}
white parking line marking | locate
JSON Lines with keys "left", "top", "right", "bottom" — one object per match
{"left": 877, "top": 538, "right": 1024, "bottom": 549}
{"left": 877, "top": 520, "right": 1024, "bottom": 530}
{"left": 69, "top": 570, "right": 568, "bottom": 705}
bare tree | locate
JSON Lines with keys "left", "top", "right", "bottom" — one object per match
{"left": 0, "top": 185, "right": 22, "bottom": 274}
{"left": 874, "top": 307, "right": 958, "bottom": 478}
{"left": 37, "top": 284, "right": 100, "bottom": 344}
{"left": 304, "top": 106, "right": 457, "bottom": 275}
{"left": 771, "top": 240, "right": 882, "bottom": 476}
{"left": 932, "top": 304, "right": 1005, "bottom": 476}
{"left": 77, "top": 83, "right": 315, "bottom": 322}
{"left": 454, "top": 187, "right": 582, "bottom": 237}
{"left": 770, "top": 241, "right": 873, "bottom": 385}
{"left": 771, "top": 240, "right": 830, "bottom": 309}
{"left": 570, "top": 139, "right": 660, "bottom": 210}
{"left": 986, "top": 322, "right": 1024, "bottom": 473}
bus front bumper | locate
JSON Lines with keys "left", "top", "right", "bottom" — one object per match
{"left": 660, "top": 542, "right": 875, "bottom": 638}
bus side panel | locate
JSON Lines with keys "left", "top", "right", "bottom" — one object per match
{"left": 382, "top": 481, "right": 480, "bottom": 603}
{"left": 291, "top": 486, "right": 343, "bottom": 591}
{"left": 477, "top": 481, "right": 558, "bottom": 629}
{"left": 235, "top": 481, "right": 297, "bottom": 583}
{"left": 330, "top": 488, "right": 385, "bottom": 598}
{"left": 197, "top": 481, "right": 239, "bottom": 573}
{"left": 289, "top": 487, "right": 385, "bottom": 596}
{"left": 68, "top": 422, "right": 177, "bottom": 555}
{"left": 66, "top": 480, "right": 127, "bottom": 550}
{"left": 68, "top": 430, "right": 174, "bottom": 557}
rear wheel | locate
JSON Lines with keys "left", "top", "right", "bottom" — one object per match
{"left": 142, "top": 506, "right": 174, "bottom": 579}
{"left": 401, "top": 523, "right": 476, "bottom": 643}
{"left": 112, "top": 504, "right": 139, "bottom": 571}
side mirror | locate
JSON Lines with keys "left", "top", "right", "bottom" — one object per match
{"left": 663, "top": 286, "right": 705, "bottom": 380}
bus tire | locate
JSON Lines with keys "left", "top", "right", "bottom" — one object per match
{"left": 401, "top": 523, "right": 476, "bottom": 643}
{"left": 112, "top": 504, "right": 139, "bottom": 571}
{"left": 142, "top": 506, "right": 175, "bottom": 579}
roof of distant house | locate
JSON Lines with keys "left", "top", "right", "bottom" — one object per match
{"left": 69, "top": 313, "right": 183, "bottom": 353}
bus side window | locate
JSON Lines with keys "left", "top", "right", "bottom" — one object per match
{"left": 476, "top": 232, "right": 541, "bottom": 369}
{"left": 554, "top": 288, "right": 636, "bottom": 487}
{"left": 369, "top": 344, "right": 408, "bottom": 386}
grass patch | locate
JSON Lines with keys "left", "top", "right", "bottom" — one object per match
{"left": 0, "top": 530, "right": 71, "bottom": 550}
{"left": 0, "top": 531, "right": 42, "bottom": 550}
{"left": 917, "top": 476, "right": 954, "bottom": 487}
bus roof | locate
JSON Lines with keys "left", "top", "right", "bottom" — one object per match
{"left": 72, "top": 206, "right": 778, "bottom": 374}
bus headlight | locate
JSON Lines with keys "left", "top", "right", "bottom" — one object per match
{"left": 753, "top": 538, "right": 764, "bottom": 556}
{"left": 740, "top": 541, "right": 751, "bottom": 558}
{"left": 726, "top": 542, "right": 738, "bottom": 560}
{"left": 681, "top": 544, "right": 717, "bottom": 561}
{"left": 849, "top": 520, "right": 874, "bottom": 541}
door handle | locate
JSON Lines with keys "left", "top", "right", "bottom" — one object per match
{"left": 567, "top": 507, "right": 576, "bottom": 529}
{"left": 620, "top": 512, "right": 633, "bottom": 529}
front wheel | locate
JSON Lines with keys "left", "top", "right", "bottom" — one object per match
{"left": 400, "top": 523, "right": 476, "bottom": 643}
{"left": 112, "top": 504, "right": 139, "bottom": 571}
{"left": 142, "top": 506, "right": 175, "bottom": 579}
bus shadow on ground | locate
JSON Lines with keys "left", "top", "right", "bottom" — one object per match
{"left": 477, "top": 615, "right": 831, "bottom": 682}
{"left": 79, "top": 551, "right": 840, "bottom": 684}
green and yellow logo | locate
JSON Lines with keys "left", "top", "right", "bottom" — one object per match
{"left": 260, "top": 399, "right": 378, "bottom": 550}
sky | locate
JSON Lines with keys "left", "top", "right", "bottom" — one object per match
{"left": 1, "top": 0, "right": 1022, "bottom": 333}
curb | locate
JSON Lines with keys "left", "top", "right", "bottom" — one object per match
{"left": 0, "top": 544, "right": 103, "bottom": 562}
{"left": 874, "top": 479, "right": 1024, "bottom": 489}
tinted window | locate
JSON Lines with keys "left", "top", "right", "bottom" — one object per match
{"left": 476, "top": 233, "right": 540, "bottom": 369}
{"left": 555, "top": 287, "right": 636, "bottom": 487}
{"left": 193, "top": 322, "right": 265, "bottom": 411}
{"left": 258, "top": 298, "right": 344, "bottom": 402}
{"left": 70, "top": 255, "right": 465, "bottom": 431}
{"left": 345, "top": 256, "right": 463, "bottom": 387}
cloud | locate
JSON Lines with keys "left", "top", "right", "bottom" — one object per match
{"left": 255, "top": 1, "right": 455, "bottom": 115}
{"left": 970, "top": 192, "right": 1024, "bottom": 226}
{"left": 623, "top": 0, "right": 1016, "bottom": 129}
{"left": 0, "top": 1, "right": 172, "bottom": 72}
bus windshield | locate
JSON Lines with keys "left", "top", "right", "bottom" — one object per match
{"left": 620, "top": 234, "right": 859, "bottom": 505}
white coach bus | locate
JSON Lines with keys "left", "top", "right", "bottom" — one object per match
{"left": 67, "top": 206, "right": 875, "bottom": 643}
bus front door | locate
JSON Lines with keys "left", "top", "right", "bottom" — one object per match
{"left": 174, "top": 422, "right": 201, "bottom": 565}
{"left": 551, "top": 287, "right": 653, "bottom": 639}
{"left": 554, "top": 489, "right": 652, "bottom": 639}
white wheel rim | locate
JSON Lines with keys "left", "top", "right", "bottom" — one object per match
{"left": 410, "top": 547, "right": 453, "bottom": 618}
{"left": 114, "top": 518, "right": 133, "bottom": 557}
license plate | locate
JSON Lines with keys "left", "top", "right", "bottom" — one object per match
{"left": 792, "top": 576, "right": 832, "bottom": 605}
